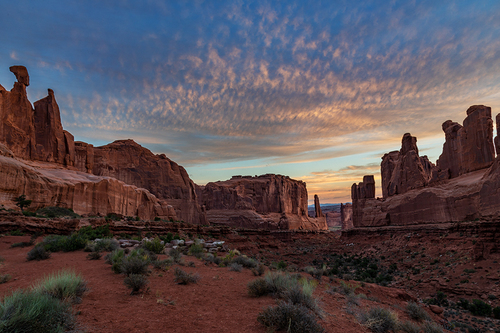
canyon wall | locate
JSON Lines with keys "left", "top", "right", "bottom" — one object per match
{"left": 352, "top": 106, "right": 500, "bottom": 227}
{"left": 200, "top": 174, "right": 328, "bottom": 230}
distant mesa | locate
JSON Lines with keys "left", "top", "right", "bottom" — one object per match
{"left": 350, "top": 105, "right": 500, "bottom": 227}
{"left": 0, "top": 65, "right": 321, "bottom": 230}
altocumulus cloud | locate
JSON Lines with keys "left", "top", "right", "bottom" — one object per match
{"left": 1, "top": 0, "right": 500, "bottom": 169}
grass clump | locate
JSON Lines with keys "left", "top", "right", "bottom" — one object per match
{"left": 228, "top": 263, "right": 243, "bottom": 272}
{"left": 0, "top": 274, "right": 11, "bottom": 284}
{"left": 257, "top": 301, "right": 324, "bottom": 333}
{"left": 124, "top": 274, "right": 149, "bottom": 295}
{"left": 398, "top": 320, "right": 421, "bottom": 333}
{"left": 0, "top": 290, "right": 75, "bottom": 332}
{"left": 105, "top": 248, "right": 125, "bottom": 274}
{"left": 32, "top": 270, "right": 87, "bottom": 303}
{"left": 26, "top": 244, "right": 51, "bottom": 261}
{"left": 142, "top": 237, "right": 164, "bottom": 254}
{"left": 406, "top": 301, "right": 431, "bottom": 322}
{"left": 358, "top": 307, "right": 398, "bottom": 333}
{"left": 421, "top": 321, "right": 443, "bottom": 333}
{"left": 174, "top": 267, "right": 200, "bottom": 285}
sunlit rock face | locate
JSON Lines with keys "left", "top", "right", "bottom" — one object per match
{"left": 351, "top": 106, "right": 499, "bottom": 227}
{"left": 200, "top": 174, "right": 328, "bottom": 230}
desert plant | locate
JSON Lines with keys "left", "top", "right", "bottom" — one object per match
{"left": 264, "top": 271, "right": 298, "bottom": 297}
{"left": 228, "top": 263, "right": 243, "bottom": 272}
{"left": 152, "top": 258, "right": 173, "bottom": 270}
{"left": 94, "top": 238, "right": 119, "bottom": 252}
{"left": 0, "top": 274, "right": 11, "bottom": 284}
{"left": 26, "top": 244, "right": 51, "bottom": 261}
{"left": 174, "top": 267, "right": 200, "bottom": 285}
{"left": 421, "top": 321, "right": 443, "bottom": 333}
{"left": 281, "top": 281, "right": 319, "bottom": 314}
{"left": 13, "top": 194, "right": 32, "bottom": 211}
{"left": 398, "top": 320, "right": 421, "bottom": 333}
{"left": 0, "top": 290, "right": 75, "bottom": 332}
{"left": 188, "top": 243, "right": 204, "bottom": 258}
{"left": 87, "top": 251, "right": 102, "bottom": 260}
{"left": 143, "top": 237, "right": 164, "bottom": 254}
{"left": 32, "top": 270, "right": 87, "bottom": 303}
{"left": 40, "top": 233, "right": 87, "bottom": 252}
{"left": 493, "top": 306, "right": 500, "bottom": 319}
{"left": 120, "top": 254, "right": 150, "bottom": 276}
{"left": 469, "top": 299, "right": 492, "bottom": 316}
{"left": 358, "top": 307, "right": 398, "bottom": 333}
{"left": 124, "top": 274, "right": 149, "bottom": 294}
{"left": 35, "top": 206, "right": 80, "bottom": 219}
{"left": 231, "top": 255, "right": 258, "bottom": 269}
{"left": 105, "top": 248, "right": 125, "bottom": 273}
{"left": 9, "top": 229, "right": 25, "bottom": 236}
{"left": 168, "top": 248, "right": 182, "bottom": 263}
{"left": 248, "top": 278, "right": 269, "bottom": 297}
{"left": 257, "top": 301, "right": 324, "bottom": 333}
{"left": 406, "top": 301, "right": 431, "bottom": 322}
{"left": 252, "top": 264, "right": 265, "bottom": 276}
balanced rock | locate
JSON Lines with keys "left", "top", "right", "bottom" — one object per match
{"left": 9, "top": 66, "right": 29, "bottom": 86}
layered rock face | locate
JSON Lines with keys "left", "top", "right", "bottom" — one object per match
{"left": 200, "top": 175, "right": 327, "bottom": 230}
{"left": 0, "top": 144, "right": 176, "bottom": 220}
{"left": 351, "top": 106, "right": 499, "bottom": 227}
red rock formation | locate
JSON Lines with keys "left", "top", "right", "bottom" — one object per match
{"left": 351, "top": 175, "right": 375, "bottom": 200}
{"left": 0, "top": 144, "right": 176, "bottom": 220}
{"left": 341, "top": 203, "right": 353, "bottom": 230}
{"left": 75, "top": 141, "right": 94, "bottom": 173}
{"left": 381, "top": 134, "right": 434, "bottom": 198}
{"left": 494, "top": 114, "right": 500, "bottom": 156}
{"left": 437, "top": 105, "right": 495, "bottom": 178}
{"left": 201, "top": 174, "right": 327, "bottom": 230}
{"left": 90, "top": 140, "right": 204, "bottom": 224}
{"left": 0, "top": 66, "right": 36, "bottom": 160}
{"left": 314, "top": 194, "right": 323, "bottom": 218}
{"left": 33, "top": 89, "right": 74, "bottom": 166}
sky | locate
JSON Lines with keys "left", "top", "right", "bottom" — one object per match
{"left": 1, "top": 1, "right": 500, "bottom": 204}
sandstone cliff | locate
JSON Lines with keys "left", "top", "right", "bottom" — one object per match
{"left": 0, "top": 144, "right": 176, "bottom": 220}
{"left": 200, "top": 174, "right": 327, "bottom": 230}
{"left": 351, "top": 106, "right": 499, "bottom": 227}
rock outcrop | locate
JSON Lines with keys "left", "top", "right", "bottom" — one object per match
{"left": 351, "top": 175, "right": 375, "bottom": 200}
{"left": 314, "top": 194, "right": 323, "bottom": 218}
{"left": 341, "top": 203, "right": 353, "bottom": 230}
{"left": 0, "top": 144, "right": 176, "bottom": 220}
{"left": 200, "top": 174, "right": 327, "bottom": 230}
{"left": 351, "top": 106, "right": 499, "bottom": 227}
{"left": 33, "top": 89, "right": 75, "bottom": 166}
{"left": 494, "top": 114, "right": 500, "bottom": 156}
{"left": 381, "top": 134, "right": 434, "bottom": 198}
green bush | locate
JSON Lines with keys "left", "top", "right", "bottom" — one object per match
{"left": 421, "top": 321, "right": 443, "bottom": 333}
{"left": 264, "top": 271, "right": 298, "bottom": 297}
{"left": 105, "top": 249, "right": 125, "bottom": 274}
{"left": 493, "top": 306, "right": 500, "bottom": 319}
{"left": 0, "top": 290, "right": 75, "bottom": 332}
{"left": 359, "top": 307, "right": 398, "bottom": 333}
{"left": 161, "top": 232, "right": 174, "bottom": 243}
{"left": 469, "top": 299, "right": 492, "bottom": 316}
{"left": 257, "top": 301, "right": 324, "bottom": 333}
{"left": 77, "top": 224, "right": 111, "bottom": 240}
{"left": 9, "top": 230, "right": 24, "bottom": 236}
{"left": 398, "top": 320, "right": 421, "bottom": 333}
{"left": 32, "top": 270, "right": 87, "bottom": 303}
{"left": 281, "top": 281, "right": 319, "bottom": 313}
{"left": 188, "top": 243, "right": 204, "bottom": 258}
{"left": 174, "top": 267, "right": 200, "bottom": 285}
{"left": 35, "top": 206, "right": 80, "bottom": 219}
{"left": 143, "top": 237, "right": 164, "bottom": 254}
{"left": 26, "top": 245, "right": 51, "bottom": 261}
{"left": 406, "top": 301, "right": 431, "bottom": 322}
{"left": 120, "top": 252, "right": 150, "bottom": 276}
{"left": 124, "top": 274, "right": 149, "bottom": 294}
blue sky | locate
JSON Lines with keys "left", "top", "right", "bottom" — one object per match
{"left": 1, "top": 1, "right": 500, "bottom": 203}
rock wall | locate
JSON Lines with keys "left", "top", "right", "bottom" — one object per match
{"left": 200, "top": 174, "right": 327, "bottom": 230}
{"left": 0, "top": 144, "right": 176, "bottom": 220}
{"left": 351, "top": 105, "right": 499, "bottom": 227}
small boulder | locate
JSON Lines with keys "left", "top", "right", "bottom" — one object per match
{"left": 429, "top": 304, "right": 444, "bottom": 315}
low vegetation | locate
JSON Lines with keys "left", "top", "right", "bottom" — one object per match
{"left": 174, "top": 267, "right": 200, "bottom": 285}
{"left": 258, "top": 301, "right": 324, "bottom": 333}
{"left": 406, "top": 301, "right": 431, "bottom": 322}
{"left": 32, "top": 269, "right": 87, "bottom": 303}
{"left": 124, "top": 274, "right": 149, "bottom": 294}
{"left": 358, "top": 307, "right": 398, "bottom": 333}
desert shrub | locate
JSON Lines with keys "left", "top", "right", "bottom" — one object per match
{"left": 40, "top": 233, "right": 87, "bottom": 252}
{"left": 152, "top": 258, "right": 173, "bottom": 270}
{"left": 32, "top": 270, "right": 87, "bottom": 303}
{"left": 232, "top": 256, "right": 258, "bottom": 269}
{"left": 0, "top": 290, "right": 75, "bottom": 332}
{"left": 406, "top": 301, "right": 431, "bottom": 322}
{"left": 188, "top": 243, "right": 204, "bottom": 258}
{"left": 26, "top": 244, "right": 51, "bottom": 261}
{"left": 11, "top": 241, "right": 32, "bottom": 248}
{"left": 257, "top": 301, "right": 324, "bottom": 333}
{"left": 87, "top": 251, "right": 102, "bottom": 260}
{"left": 264, "top": 271, "right": 298, "bottom": 297}
{"left": 358, "top": 307, "right": 398, "bottom": 333}
{"left": 493, "top": 306, "right": 500, "bottom": 319}
{"left": 35, "top": 206, "right": 80, "bottom": 219}
{"left": 421, "top": 321, "right": 443, "bottom": 333}
{"left": 85, "top": 238, "right": 119, "bottom": 252}
{"left": 304, "top": 266, "right": 324, "bottom": 280}
{"left": 143, "top": 237, "right": 164, "bottom": 254}
{"left": 281, "top": 281, "right": 319, "bottom": 313}
{"left": 252, "top": 264, "right": 265, "bottom": 276}
{"left": 160, "top": 232, "right": 174, "bottom": 243}
{"left": 228, "top": 263, "right": 242, "bottom": 272}
{"left": 0, "top": 274, "right": 11, "bottom": 284}
{"left": 424, "top": 291, "right": 448, "bottom": 306}
{"left": 457, "top": 298, "right": 469, "bottom": 310}
{"left": 124, "top": 274, "right": 149, "bottom": 294}
{"left": 276, "top": 260, "right": 287, "bottom": 270}
{"left": 329, "top": 280, "right": 360, "bottom": 296}
{"left": 248, "top": 278, "right": 269, "bottom": 297}
{"left": 469, "top": 299, "right": 492, "bottom": 316}
{"left": 9, "top": 230, "right": 24, "bottom": 236}
{"left": 174, "top": 267, "right": 200, "bottom": 285}
{"left": 105, "top": 248, "right": 125, "bottom": 273}
{"left": 398, "top": 320, "right": 421, "bottom": 333}
{"left": 120, "top": 254, "right": 150, "bottom": 276}
{"left": 169, "top": 248, "right": 182, "bottom": 263}
{"left": 78, "top": 224, "right": 111, "bottom": 240}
